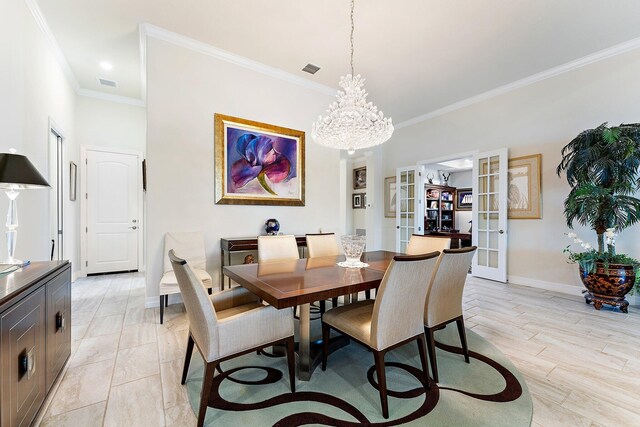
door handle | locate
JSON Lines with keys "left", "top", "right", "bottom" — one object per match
{"left": 56, "top": 311, "right": 66, "bottom": 331}
{"left": 129, "top": 226, "right": 137, "bottom": 230}
{"left": 498, "top": 230, "right": 504, "bottom": 234}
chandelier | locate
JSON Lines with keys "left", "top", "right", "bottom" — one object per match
{"left": 312, "top": 0, "right": 393, "bottom": 155}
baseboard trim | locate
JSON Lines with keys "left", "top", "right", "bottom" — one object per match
{"left": 71, "top": 271, "right": 86, "bottom": 282}
{"left": 508, "top": 275, "right": 582, "bottom": 296}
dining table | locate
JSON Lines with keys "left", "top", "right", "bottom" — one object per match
{"left": 222, "top": 250, "right": 397, "bottom": 381}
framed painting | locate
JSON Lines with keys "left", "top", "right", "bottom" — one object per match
{"left": 69, "top": 161, "right": 77, "bottom": 201}
{"left": 384, "top": 176, "right": 396, "bottom": 218}
{"left": 455, "top": 188, "right": 472, "bottom": 211}
{"left": 352, "top": 193, "right": 363, "bottom": 209}
{"left": 508, "top": 154, "right": 542, "bottom": 219}
{"left": 353, "top": 167, "right": 366, "bottom": 190}
{"left": 215, "top": 114, "right": 305, "bottom": 206}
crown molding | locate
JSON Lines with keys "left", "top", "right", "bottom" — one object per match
{"left": 77, "top": 89, "right": 146, "bottom": 107}
{"left": 396, "top": 36, "right": 640, "bottom": 130}
{"left": 26, "top": 0, "right": 145, "bottom": 107}
{"left": 139, "top": 23, "right": 337, "bottom": 97}
{"left": 25, "top": 0, "right": 80, "bottom": 93}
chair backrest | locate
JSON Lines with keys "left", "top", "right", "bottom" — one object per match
{"left": 424, "top": 247, "right": 477, "bottom": 328}
{"left": 169, "top": 250, "right": 219, "bottom": 362}
{"left": 406, "top": 234, "right": 451, "bottom": 255}
{"left": 163, "top": 231, "right": 207, "bottom": 273}
{"left": 370, "top": 252, "right": 441, "bottom": 350}
{"left": 257, "top": 235, "right": 299, "bottom": 263}
{"left": 306, "top": 233, "right": 341, "bottom": 258}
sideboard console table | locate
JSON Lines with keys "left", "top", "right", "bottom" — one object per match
{"left": 220, "top": 236, "right": 307, "bottom": 290}
{"left": 0, "top": 261, "right": 71, "bottom": 427}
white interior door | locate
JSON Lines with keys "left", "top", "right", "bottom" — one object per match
{"left": 472, "top": 148, "right": 508, "bottom": 282}
{"left": 86, "top": 150, "right": 139, "bottom": 274}
{"left": 395, "top": 166, "right": 424, "bottom": 253}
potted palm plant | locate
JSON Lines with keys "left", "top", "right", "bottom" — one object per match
{"left": 557, "top": 122, "right": 640, "bottom": 313}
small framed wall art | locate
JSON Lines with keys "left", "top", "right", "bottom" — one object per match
{"left": 69, "top": 162, "right": 77, "bottom": 201}
{"left": 508, "top": 154, "right": 542, "bottom": 219}
{"left": 455, "top": 188, "right": 472, "bottom": 211}
{"left": 353, "top": 167, "right": 366, "bottom": 190}
{"left": 384, "top": 176, "right": 396, "bottom": 218}
{"left": 352, "top": 193, "right": 366, "bottom": 209}
{"left": 214, "top": 114, "right": 305, "bottom": 206}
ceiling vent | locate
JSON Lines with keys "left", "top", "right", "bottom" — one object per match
{"left": 302, "top": 63, "right": 320, "bottom": 74}
{"left": 98, "top": 78, "right": 117, "bottom": 88}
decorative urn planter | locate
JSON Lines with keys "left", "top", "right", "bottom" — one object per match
{"left": 580, "top": 262, "right": 635, "bottom": 313}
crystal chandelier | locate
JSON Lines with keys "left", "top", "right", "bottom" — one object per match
{"left": 312, "top": 0, "right": 393, "bottom": 155}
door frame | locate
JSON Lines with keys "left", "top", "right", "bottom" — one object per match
{"left": 48, "top": 118, "right": 66, "bottom": 262}
{"left": 80, "top": 145, "right": 144, "bottom": 277}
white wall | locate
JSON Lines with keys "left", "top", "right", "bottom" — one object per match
{"left": 0, "top": 0, "right": 78, "bottom": 271}
{"left": 381, "top": 48, "right": 640, "bottom": 289}
{"left": 145, "top": 37, "right": 341, "bottom": 300}
{"left": 76, "top": 97, "right": 146, "bottom": 153}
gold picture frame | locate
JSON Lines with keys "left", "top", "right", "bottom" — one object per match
{"left": 508, "top": 154, "right": 542, "bottom": 219}
{"left": 214, "top": 114, "right": 305, "bottom": 206}
{"left": 384, "top": 176, "right": 396, "bottom": 217}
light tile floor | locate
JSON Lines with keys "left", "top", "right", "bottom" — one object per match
{"left": 37, "top": 273, "right": 640, "bottom": 426}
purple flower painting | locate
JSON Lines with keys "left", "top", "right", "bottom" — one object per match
{"left": 215, "top": 114, "right": 305, "bottom": 206}
{"left": 227, "top": 128, "right": 297, "bottom": 195}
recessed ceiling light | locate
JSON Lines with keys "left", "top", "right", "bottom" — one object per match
{"left": 99, "top": 61, "right": 113, "bottom": 71}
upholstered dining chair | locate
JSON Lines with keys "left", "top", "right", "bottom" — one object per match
{"left": 321, "top": 252, "right": 441, "bottom": 419}
{"left": 423, "top": 246, "right": 477, "bottom": 383}
{"left": 306, "top": 233, "right": 341, "bottom": 309}
{"left": 159, "top": 232, "right": 213, "bottom": 324}
{"left": 169, "top": 250, "right": 295, "bottom": 427}
{"left": 257, "top": 235, "right": 300, "bottom": 263}
{"left": 406, "top": 234, "right": 451, "bottom": 255}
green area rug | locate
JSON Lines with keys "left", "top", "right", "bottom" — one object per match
{"left": 185, "top": 323, "right": 532, "bottom": 426}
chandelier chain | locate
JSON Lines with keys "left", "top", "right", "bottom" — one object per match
{"left": 350, "top": 0, "right": 354, "bottom": 76}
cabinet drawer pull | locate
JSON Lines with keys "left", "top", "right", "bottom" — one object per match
{"left": 18, "top": 348, "right": 36, "bottom": 380}
{"left": 56, "top": 311, "right": 66, "bottom": 331}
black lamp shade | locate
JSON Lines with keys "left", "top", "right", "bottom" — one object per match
{"left": 0, "top": 153, "right": 50, "bottom": 189}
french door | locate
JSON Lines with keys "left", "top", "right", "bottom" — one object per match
{"left": 472, "top": 148, "right": 508, "bottom": 282}
{"left": 395, "top": 166, "right": 424, "bottom": 253}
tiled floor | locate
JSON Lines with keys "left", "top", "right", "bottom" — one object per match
{"left": 37, "top": 273, "right": 640, "bottom": 426}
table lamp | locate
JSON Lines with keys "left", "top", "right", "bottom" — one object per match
{"left": 0, "top": 149, "right": 50, "bottom": 265}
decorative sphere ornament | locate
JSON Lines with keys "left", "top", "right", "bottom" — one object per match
{"left": 265, "top": 218, "right": 280, "bottom": 235}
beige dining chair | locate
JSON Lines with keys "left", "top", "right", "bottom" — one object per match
{"left": 306, "top": 233, "right": 341, "bottom": 309}
{"left": 160, "top": 231, "right": 213, "bottom": 324}
{"left": 321, "top": 252, "right": 441, "bottom": 419}
{"left": 406, "top": 234, "right": 451, "bottom": 255}
{"left": 424, "top": 246, "right": 477, "bottom": 383}
{"left": 257, "top": 235, "right": 300, "bottom": 263}
{"left": 169, "top": 250, "right": 295, "bottom": 427}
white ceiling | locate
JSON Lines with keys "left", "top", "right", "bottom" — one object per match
{"left": 36, "top": 0, "right": 640, "bottom": 123}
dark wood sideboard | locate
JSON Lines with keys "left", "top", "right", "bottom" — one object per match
{"left": 0, "top": 261, "right": 71, "bottom": 427}
{"left": 220, "top": 236, "right": 307, "bottom": 290}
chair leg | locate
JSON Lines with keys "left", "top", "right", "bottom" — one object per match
{"left": 416, "top": 334, "right": 431, "bottom": 389}
{"left": 207, "top": 287, "right": 212, "bottom": 295}
{"left": 321, "top": 322, "right": 330, "bottom": 371}
{"left": 319, "top": 300, "right": 326, "bottom": 314}
{"left": 181, "top": 334, "right": 195, "bottom": 385}
{"left": 285, "top": 336, "right": 296, "bottom": 393}
{"left": 456, "top": 316, "right": 470, "bottom": 363}
{"left": 425, "top": 327, "right": 439, "bottom": 383}
{"left": 159, "top": 295, "right": 165, "bottom": 324}
{"left": 165, "top": 295, "right": 169, "bottom": 307}
{"left": 198, "top": 361, "right": 217, "bottom": 427}
{"left": 373, "top": 349, "right": 389, "bottom": 419}
{"left": 331, "top": 297, "right": 338, "bottom": 308}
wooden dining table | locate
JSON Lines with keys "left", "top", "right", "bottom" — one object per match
{"left": 223, "top": 250, "right": 397, "bottom": 380}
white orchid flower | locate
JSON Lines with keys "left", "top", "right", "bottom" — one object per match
{"left": 583, "top": 243, "right": 592, "bottom": 249}
{"left": 567, "top": 232, "right": 577, "bottom": 238}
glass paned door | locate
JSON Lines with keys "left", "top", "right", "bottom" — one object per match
{"left": 472, "top": 149, "right": 508, "bottom": 282}
{"left": 396, "top": 166, "right": 424, "bottom": 253}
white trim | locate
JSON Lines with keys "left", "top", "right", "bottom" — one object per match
{"left": 417, "top": 150, "right": 479, "bottom": 167}
{"left": 139, "top": 23, "right": 337, "bottom": 97}
{"left": 77, "top": 88, "right": 145, "bottom": 107}
{"left": 138, "top": 24, "right": 148, "bottom": 104}
{"left": 71, "top": 271, "right": 86, "bottom": 282}
{"left": 25, "top": 0, "right": 80, "bottom": 93}
{"left": 396, "top": 36, "right": 640, "bottom": 130}
{"left": 508, "top": 275, "right": 582, "bottom": 296}
{"left": 80, "top": 146, "right": 145, "bottom": 277}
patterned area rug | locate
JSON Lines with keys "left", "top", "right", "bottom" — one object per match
{"left": 185, "top": 323, "right": 532, "bottom": 426}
